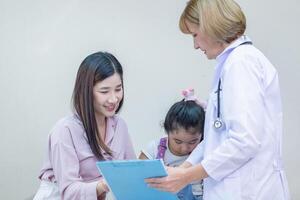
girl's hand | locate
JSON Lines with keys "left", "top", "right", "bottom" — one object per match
{"left": 145, "top": 166, "right": 189, "bottom": 193}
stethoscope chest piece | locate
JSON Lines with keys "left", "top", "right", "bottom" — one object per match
{"left": 214, "top": 118, "right": 223, "bottom": 129}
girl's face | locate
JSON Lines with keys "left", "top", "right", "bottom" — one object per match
{"left": 186, "top": 21, "right": 227, "bottom": 60}
{"left": 168, "top": 127, "right": 202, "bottom": 156}
{"left": 93, "top": 73, "right": 123, "bottom": 118}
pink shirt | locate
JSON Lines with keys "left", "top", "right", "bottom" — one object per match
{"left": 38, "top": 114, "right": 136, "bottom": 200}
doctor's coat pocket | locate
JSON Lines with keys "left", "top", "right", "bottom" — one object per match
{"left": 222, "top": 175, "right": 242, "bottom": 200}
{"left": 223, "top": 168, "right": 256, "bottom": 200}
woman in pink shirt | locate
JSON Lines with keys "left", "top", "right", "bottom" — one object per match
{"left": 33, "top": 52, "right": 136, "bottom": 200}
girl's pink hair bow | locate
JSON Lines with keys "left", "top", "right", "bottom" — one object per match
{"left": 182, "top": 88, "right": 207, "bottom": 109}
{"left": 182, "top": 88, "right": 197, "bottom": 101}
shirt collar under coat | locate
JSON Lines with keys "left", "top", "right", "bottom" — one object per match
{"left": 212, "top": 35, "right": 252, "bottom": 89}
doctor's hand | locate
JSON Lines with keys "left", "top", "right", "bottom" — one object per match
{"left": 145, "top": 166, "right": 190, "bottom": 193}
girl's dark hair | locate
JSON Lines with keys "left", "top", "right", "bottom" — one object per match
{"left": 164, "top": 100, "right": 205, "bottom": 136}
{"left": 72, "top": 52, "right": 124, "bottom": 160}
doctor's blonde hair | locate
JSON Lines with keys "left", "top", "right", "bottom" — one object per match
{"left": 179, "top": 0, "right": 246, "bottom": 43}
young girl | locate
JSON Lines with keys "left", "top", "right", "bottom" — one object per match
{"left": 33, "top": 52, "right": 136, "bottom": 200}
{"left": 139, "top": 89, "right": 205, "bottom": 200}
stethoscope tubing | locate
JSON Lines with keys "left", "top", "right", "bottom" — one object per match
{"left": 213, "top": 40, "right": 253, "bottom": 130}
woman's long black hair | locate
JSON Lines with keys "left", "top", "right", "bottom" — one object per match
{"left": 72, "top": 52, "right": 124, "bottom": 160}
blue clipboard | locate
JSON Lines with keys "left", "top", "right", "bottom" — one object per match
{"left": 96, "top": 159, "right": 178, "bottom": 200}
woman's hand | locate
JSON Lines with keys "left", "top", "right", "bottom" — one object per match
{"left": 97, "top": 192, "right": 106, "bottom": 200}
{"left": 96, "top": 179, "right": 110, "bottom": 197}
{"left": 145, "top": 166, "right": 190, "bottom": 193}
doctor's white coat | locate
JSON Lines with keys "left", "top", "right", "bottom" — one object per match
{"left": 187, "top": 36, "right": 290, "bottom": 200}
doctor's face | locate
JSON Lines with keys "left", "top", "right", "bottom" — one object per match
{"left": 168, "top": 127, "right": 202, "bottom": 156}
{"left": 186, "top": 22, "right": 227, "bottom": 60}
{"left": 93, "top": 73, "right": 123, "bottom": 118}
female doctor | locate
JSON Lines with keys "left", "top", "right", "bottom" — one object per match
{"left": 146, "top": 0, "right": 290, "bottom": 199}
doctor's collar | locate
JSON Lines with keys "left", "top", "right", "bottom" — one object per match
{"left": 216, "top": 35, "right": 252, "bottom": 62}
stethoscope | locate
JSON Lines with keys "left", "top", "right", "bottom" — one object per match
{"left": 214, "top": 78, "right": 223, "bottom": 129}
{"left": 213, "top": 40, "right": 253, "bottom": 130}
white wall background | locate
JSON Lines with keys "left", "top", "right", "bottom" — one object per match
{"left": 0, "top": 0, "right": 299, "bottom": 199}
